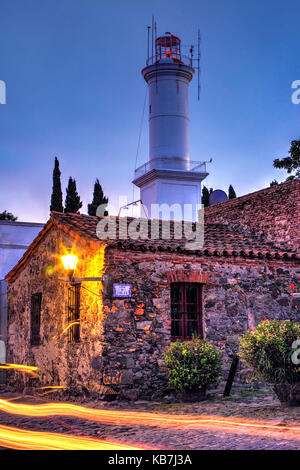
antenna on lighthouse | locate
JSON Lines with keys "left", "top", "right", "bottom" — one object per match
{"left": 151, "top": 15, "right": 154, "bottom": 63}
{"left": 189, "top": 44, "right": 194, "bottom": 67}
{"left": 147, "top": 26, "right": 151, "bottom": 63}
{"left": 197, "top": 29, "right": 201, "bottom": 101}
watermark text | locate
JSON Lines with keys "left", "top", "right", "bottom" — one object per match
{"left": 0, "top": 80, "right": 6, "bottom": 104}
{"left": 291, "top": 80, "right": 300, "bottom": 104}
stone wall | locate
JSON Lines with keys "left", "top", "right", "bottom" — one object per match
{"left": 6, "top": 228, "right": 107, "bottom": 397}
{"left": 204, "top": 180, "right": 300, "bottom": 253}
{"left": 6, "top": 226, "right": 300, "bottom": 400}
{"left": 101, "top": 247, "right": 300, "bottom": 399}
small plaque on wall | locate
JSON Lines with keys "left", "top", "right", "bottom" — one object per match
{"left": 113, "top": 284, "right": 131, "bottom": 298}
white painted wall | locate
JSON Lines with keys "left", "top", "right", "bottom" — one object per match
{"left": 0, "top": 221, "right": 44, "bottom": 376}
{"left": 0, "top": 221, "right": 44, "bottom": 279}
{"left": 143, "top": 60, "right": 194, "bottom": 169}
{"left": 141, "top": 174, "right": 202, "bottom": 221}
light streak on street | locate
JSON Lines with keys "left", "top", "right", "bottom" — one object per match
{"left": 0, "top": 424, "right": 151, "bottom": 450}
{"left": 0, "top": 399, "right": 300, "bottom": 438}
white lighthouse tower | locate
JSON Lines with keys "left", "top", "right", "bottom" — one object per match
{"left": 133, "top": 31, "right": 208, "bottom": 221}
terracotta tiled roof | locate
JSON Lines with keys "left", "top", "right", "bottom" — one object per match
{"left": 6, "top": 211, "right": 299, "bottom": 282}
{"left": 5, "top": 211, "right": 299, "bottom": 282}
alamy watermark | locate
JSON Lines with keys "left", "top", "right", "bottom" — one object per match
{"left": 0, "top": 340, "right": 6, "bottom": 364}
{"left": 95, "top": 200, "right": 204, "bottom": 250}
{"left": 0, "top": 80, "right": 6, "bottom": 104}
{"left": 291, "top": 340, "right": 300, "bottom": 365}
{"left": 291, "top": 80, "right": 300, "bottom": 104}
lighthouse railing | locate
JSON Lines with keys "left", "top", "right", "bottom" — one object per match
{"left": 146, "top": 54, "right": 193, "bottom": 67}
{"left": 134, "top": 159, "right": 207, "bottom": 179}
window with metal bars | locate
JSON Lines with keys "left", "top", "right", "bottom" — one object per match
{"left": 67, "top": 283, "right": 80, "bottom": 343}
{"left": 30, "top": 293, "right": 42, "bottom": 346}
{"left": 170, "top": 283, "right": 203, "bottom": 340}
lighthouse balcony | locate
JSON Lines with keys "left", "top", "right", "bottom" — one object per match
{"left": 146, "top": 54, "right": 193, "bottom": 67}
{"left": 134, "top": 158, "right": 207, "bottom": 179}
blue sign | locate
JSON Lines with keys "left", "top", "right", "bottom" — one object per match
{"left": 113, "top": 284, "right": 132, "bottom": 298}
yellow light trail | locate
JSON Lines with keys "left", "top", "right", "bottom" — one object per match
{"left": 38, "top": 386, "right": 65, "bottom": 390}
{"left": 0, "top": 399, "right": 300, "bottom": 437}
{"left": 0, "top": 364, "right": 38, "bottom": 378}
{"left": 62, "top": 322, "right": 80, "bottom": 335}
{"left": 0, "top": 424, "right": 150, "bottom": 450}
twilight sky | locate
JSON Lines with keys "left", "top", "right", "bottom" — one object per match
{"left": 0, "top": 0, "right": 299, "bottom": 222}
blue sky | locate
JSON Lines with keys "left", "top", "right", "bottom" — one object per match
{"left": 0, "top": 0, "right": 299, "bottom": 222}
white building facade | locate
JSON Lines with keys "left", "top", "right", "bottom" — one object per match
{"left": 0, "top": 221, "right": 44, "bottom": 375}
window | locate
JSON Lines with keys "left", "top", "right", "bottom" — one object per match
{"left": 67, "top": 283, "right": 80, "bottom": 343}
{"left": 30, "top": 293, "right": 42, "bottom": 346}
{"left": 171, "top": 283, "right": 203, "bottom": 340}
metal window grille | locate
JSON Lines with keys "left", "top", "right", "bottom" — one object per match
{"left": 67, "top": 284, "right": 80, "bottom": 343}
{"left": 171, "top": 283, "right": 203, "bottom": 340}
{"left": 30, "top": 293, "right": 42, "bottom": 346}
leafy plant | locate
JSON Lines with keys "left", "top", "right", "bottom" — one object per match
{"left": 239, "top": 320, "right": 300, "bottom": 384}
{"left": 0, "top": 210, "right": 17, "bottom": 221}
{"left": 273, "top": 140, "right": 300, "bottom": 181}
{"left": 163, "top": 338, "right": 222, "bottom": 392}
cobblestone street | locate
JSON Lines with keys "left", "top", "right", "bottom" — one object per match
{"left": 1, "top": 388, "right": 300, "bottom": 450}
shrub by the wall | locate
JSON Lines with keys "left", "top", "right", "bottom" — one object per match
{"left": 163, "top": 338, "right": 222, "bottom": 393}
{"left": 239, "top": 320, "right": 300, "bottom": 384}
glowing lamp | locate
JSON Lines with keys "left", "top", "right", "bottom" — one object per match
{"left": 62, "top": 254, "right": 78, "bottom": 280}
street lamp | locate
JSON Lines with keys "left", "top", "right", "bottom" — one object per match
{"left": 62, "top": 254, "right": 78, "bottom": 281}
{"left": 60, "top": 253, "right": 104, "bottom": 283}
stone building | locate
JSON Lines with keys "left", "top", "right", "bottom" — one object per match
{"left": 4, "top": 179, "right": 300, "bottom": 400}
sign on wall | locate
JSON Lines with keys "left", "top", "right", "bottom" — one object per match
{"left": 113, "top": 284, "right": 132, "bottom": 298}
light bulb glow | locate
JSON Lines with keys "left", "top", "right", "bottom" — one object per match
{"left": 62, "top": 254, "right": 78, "bottom": 272}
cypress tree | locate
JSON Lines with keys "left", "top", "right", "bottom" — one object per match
{"left": 50, "top": 157, "right": 63, "bottom": 213}
{"left": 202, "top": 186, "right": 212, "bottom": 207}
{"left": 228, "top": 185, "right": 237, "bottom": 199}
{"left": 64, "top": 177, "right": 83, "bottom": 214}
{"left": 88, "top": 178, "right": 108, "bottom": 216}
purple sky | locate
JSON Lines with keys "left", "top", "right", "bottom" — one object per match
{"left": 0, "top": 0, "right": 299, "bottom": 222}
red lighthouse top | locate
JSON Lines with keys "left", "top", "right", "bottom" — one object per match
{"left": 155, "top": 32, "right": 182, "bottom": 63}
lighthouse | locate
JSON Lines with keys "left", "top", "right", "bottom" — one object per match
{"left": 133, "top": 31, "right": 208, "bottom": 221}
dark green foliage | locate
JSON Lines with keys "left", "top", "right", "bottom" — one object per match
{"left": 202, "top": 186, "right": 213, "bottom": 207}
{"left": 239, "top": 320, "right": 300, "bottom": 384}
{"left": 50, "top": 157, "right": 63, "bottom": 213}
{"left": 64, "top": 177, "right": 83, "bottom": 214}
{"left": 88, "top": 178, "right": 108, "bottom": 216}
{"left": 0, "top": 210, "right": 17, "bottom": 221}
{"left": 273, "top": 140, "right": 300, "bottom": 181}
{"left": 228, "top": 184, "right": 237, "bottom": 199}
{"left": 163, "top": 338, "right": 222, "bottom": 392}
{"left": 270, "top": 180, "right": 279, "bottom": 186}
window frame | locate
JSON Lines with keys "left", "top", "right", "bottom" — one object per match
{"left": 30, "top": 292, "right": 42, "bottom": 346}
{"left": 170, "top": 283, "right": 203, "bottom": 341}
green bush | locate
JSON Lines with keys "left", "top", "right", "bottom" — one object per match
{"left": 163, "top": 338, "right": 222, "bottom": 392}
{"left": 239, "top": 320, "right": 300, "bottom": 384}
